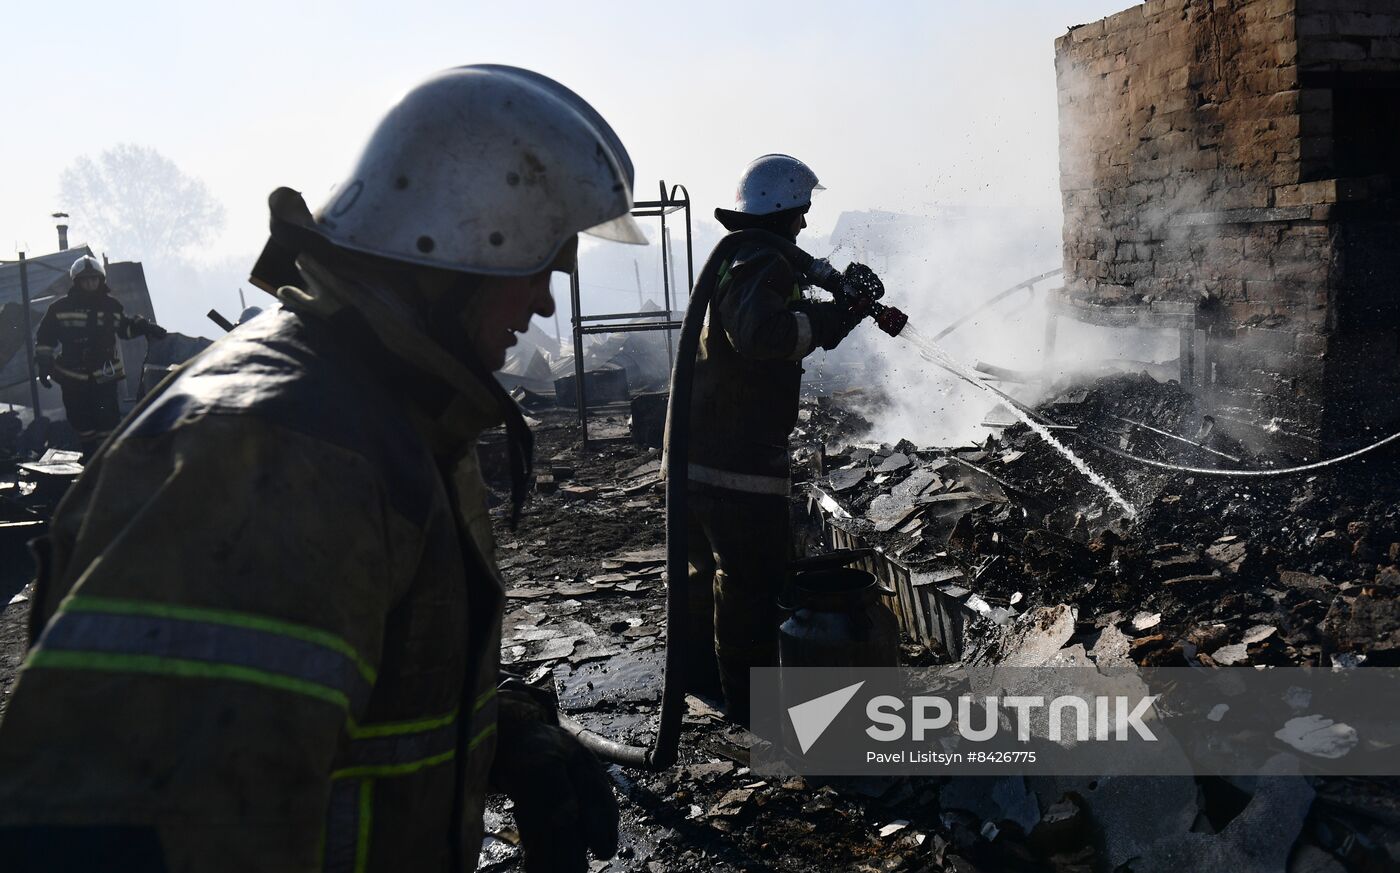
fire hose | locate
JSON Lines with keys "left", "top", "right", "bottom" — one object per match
{"left": 910, "top": 341, "right": 1400, "bottom": 480}
{"left": 1067, "top": 428, "right": 1400, "bottom": 478}
{"left": 557, "top": 230, "right": 908, "bottom": 768}
{"left": 950, "top": 366, "right": 1400, "bottom": 478}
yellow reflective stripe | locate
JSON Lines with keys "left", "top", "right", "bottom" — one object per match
{"left": 468, "top": 722, "right": 497, "bottom": 751}
{"left": 473, "top": 686, "right": 497, "bottom": 712}
{"left": 354, "top": 780, "right": 373, "bottom": 873}
{"left": 331, "top": 750, "right": 455, "bottom": 780}
{"left": 28, "top": 650, "right": 348, "bottom": 710}
{"left": 346, "top": 707, "right": 457, "bottom": 739}
{"left": 63, "top": 595, "right": 377, "bottom": 684}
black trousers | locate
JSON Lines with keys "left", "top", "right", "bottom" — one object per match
{"left": 60, "top": 379, "right": 121, "bottom": 456}
{"left": 685, "top": 488, "right": 792, "bottom": 722}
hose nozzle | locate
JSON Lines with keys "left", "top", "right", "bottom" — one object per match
{"left": 805, "top": 258, "right": 907, "bottom": 338}
{"left": 875, "top": 305, "right": 908, "bottom": 337}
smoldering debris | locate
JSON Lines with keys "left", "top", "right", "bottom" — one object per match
{"left": 460, "top": 383, "right": 1400, "bottom": 871}
{"left": 798, "top": 373, "right": 1400, "bottom": 675}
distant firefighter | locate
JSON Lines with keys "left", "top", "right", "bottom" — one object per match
{"left": 33, "top": 255, "right": 166, "bottom": 456}
{"left": 684, "top": 154, "right": 874, "bottom": 723}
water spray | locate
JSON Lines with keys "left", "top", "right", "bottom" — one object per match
{"left": 789, "top": 250, "right": 1138, "bottom": 517}
{"left": 798, "top": 258, "right": 1137, "bottom": 517}
{"left": 895, "top": 324, "right": 1139, "bottom": 519}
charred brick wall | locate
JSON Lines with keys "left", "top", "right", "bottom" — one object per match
{"left": 1055, "top": 0, "right": 1400, "bottom": 452}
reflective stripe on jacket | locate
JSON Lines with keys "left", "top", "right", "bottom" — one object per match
{"left": 0, "top": 265, "right": 506, "bottom": 872}
{"left": 34, "top": 285, "right": 142, "bottom": 381}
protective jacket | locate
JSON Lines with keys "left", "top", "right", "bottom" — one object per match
{"left": 0, "top": 257, "right": 507, "bottom": 872}
{"left": 34, "top": 284, "right": 156, "bottom": 384}
{"left": 687, "top": 237, "right": 840, "bottom": 496}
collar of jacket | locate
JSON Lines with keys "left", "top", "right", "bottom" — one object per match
{"left": 258, "top": 186, "right": 533, "bottom": 527}
{"left": 280, "top": 254, "right": 507, "bottom": 448}
{"left": 67, "top": 285, "right": 111, "bottom": 302}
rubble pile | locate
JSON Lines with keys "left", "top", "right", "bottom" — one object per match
{"left": 802, "top": 373, "right": 1400, "bottom": 673}
{"left": 471, "top": 390, "right": 1400, "bottom": 872}
{"left": 781, "top": 372, "right": 1400, "bottom": 871}
{"left": 4, "top": 385, "right": 1397, "bottom": 871}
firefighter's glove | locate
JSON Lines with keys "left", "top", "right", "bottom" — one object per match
{"left": 138, "top": 319, "right": 168, "bottom": 340}
{"left": 36, "top": 360, "right": 52, "bottom": 388}
{"left": 839, "top": 262, "right": 884, "bottom": 324}
{"left": 842, "top": 262, "right": 884, "bottom": 301}
{"left": 490, "top": 682, "right": 619, "bottom": 873}
{"left": 801, "top": 301, "right": 858, "bottom": 352}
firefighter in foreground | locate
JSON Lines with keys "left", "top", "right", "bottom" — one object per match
{"left": 684, "top": 154, "right": 874, "bottom": 722}
{"left": 33, "top": 255, "right": 167, "bottom": 457}
{"left": 0, "top": 65, "right": 640, "bottom": 872}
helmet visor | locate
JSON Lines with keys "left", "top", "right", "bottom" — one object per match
{"left": 583, "top": 213, "right": 648, "bottom": 245}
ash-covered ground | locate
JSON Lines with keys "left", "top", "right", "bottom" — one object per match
{"left": 472, "top": 375, "right": 1400, "bottom": 872}
{"left": 3, "top": 375, "right": 1399, "bottom": 872}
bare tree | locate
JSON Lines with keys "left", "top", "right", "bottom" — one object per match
{"left": 59, "top": 144, "right": 225, "bottom": 260}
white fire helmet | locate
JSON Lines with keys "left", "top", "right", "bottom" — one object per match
{"left": 313, "top": 64, "right": 645, "bottom": 276}
{"left": 69, "top": 255, "right": 106, "bottom": 282}
{"left": 731, "top": 154, "right": 824, "bottom": 216}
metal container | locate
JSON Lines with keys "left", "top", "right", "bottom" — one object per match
{"left": 780, "top": 556, "right": 900, "bottom": 669}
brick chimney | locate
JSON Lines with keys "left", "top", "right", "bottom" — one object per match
{"left": 52, "top": 212, "right": 69, "bottom": 251}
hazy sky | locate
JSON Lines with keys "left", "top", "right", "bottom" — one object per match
{"left": 2, "top": 0, "right": 1136, "bottom": 332}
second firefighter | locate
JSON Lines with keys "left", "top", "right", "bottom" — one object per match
{"left": 33, "top": 255, "right": 166, "bottom": 456}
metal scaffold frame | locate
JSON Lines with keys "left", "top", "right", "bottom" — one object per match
{"left": 569, "top": 180, "right": 695, "bottom": 447}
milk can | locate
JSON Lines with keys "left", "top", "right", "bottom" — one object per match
{"left": 779, "top": 549, "right": 900, "bottom": 669}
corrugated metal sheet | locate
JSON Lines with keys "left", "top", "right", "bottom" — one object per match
{"left": 0, "top": 247, "right": 94, "bottom": 307}
{"left": 802, "top": 487, "right": 984, "bottom": 661}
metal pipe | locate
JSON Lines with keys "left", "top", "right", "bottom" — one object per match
{"left": 672, "top": 184, "right": 695, "bottom": 295}
{"left": 973, "top": 361, "right": 1038, "bottom": 383}
{"left": 18, "top": 254, "right": 42, "bottom": 417}
{"left": 578, "top": 322, "right": 683, "bottom": 335}
{"left": 1107, "top": 413, "right": 1242, "bottom": 463}
{"left": 1070, "top": 428, "right": 1400, "bottom": 478}
{"left": 206, "top": 309, "right": 236, "bottom": 333}
{"left": 576, "top": 311, "right": 681, "bottom": 323}
{"left": 932, "top": 268, "right": 1063, "bottom": 341}
{"left": 659, "top": 181, "right": 674, "bottom": 368}
{"left": 570, "top": 265, "right": 587, "bottom": 447}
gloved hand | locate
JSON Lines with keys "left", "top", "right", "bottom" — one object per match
{"left": 139, "top": 319, "right": 168, "bottom": 340}
{"left": 800, "top": 301, "right": 858, "bottom": 351}
{"left": 842, "top": 262, "right": 884, "bottom": 301}
{"left": 490, "top": 680, "right": 619, "bottom": 873}
{"left": 837, "top": 262, "right": 885, "bottom": 324}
